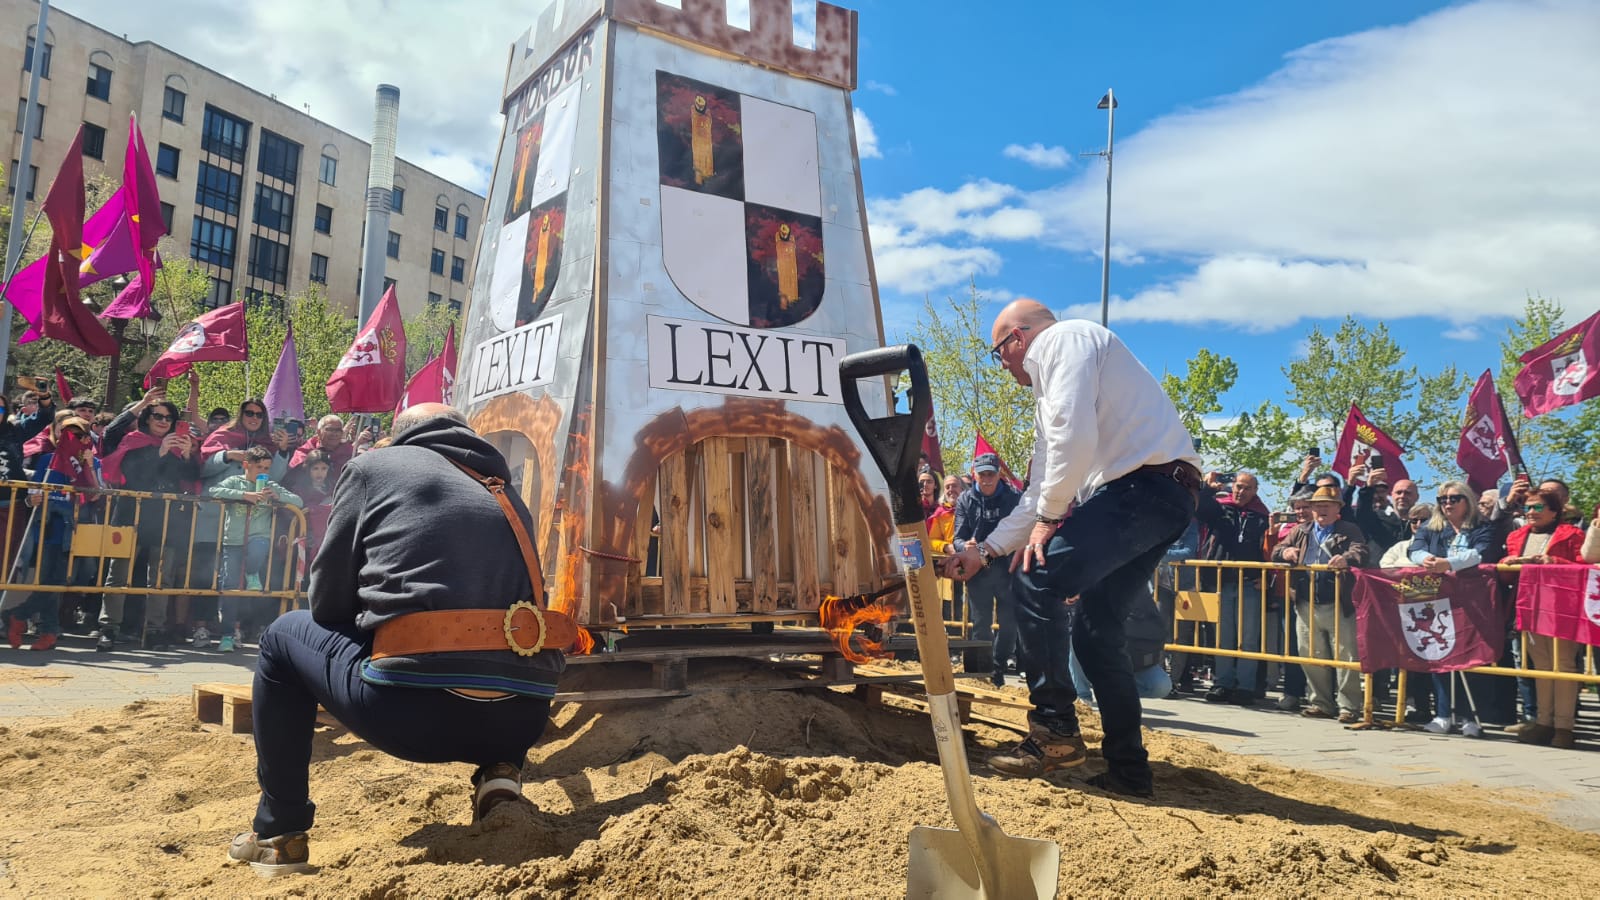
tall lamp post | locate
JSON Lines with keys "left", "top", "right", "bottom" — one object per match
{"left": 1095, "top": 89, "right": 1117, "bottom": 328}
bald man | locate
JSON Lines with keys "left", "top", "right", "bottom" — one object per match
{"left": 942, "top": 300, "right": 1199, "bottom": 797}
{"left": 227, "top": 404, "right": 569, "bottom": 875}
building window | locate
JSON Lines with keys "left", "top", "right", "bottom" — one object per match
{"left": 253, "top": 182, "right": 295, "bottom": 232}
{"left": 201, "top": 105, "right": 251, "bottom": 164}
{"left": 7, "top": 161, "right": 39, "bottom": 201}
{"left": 155, "top": 143, "right": 180, "bottom": 178}
{"left": 206, "top": 277, "right": 232, "bottom": 309}
{"left": 248, "top": 235, "right": 290, "bottom": 285}
{"left": 386, "top": 231, "right": 400, "bottom": 260}
{"left": 428, "top": 291, "right": 443, "bottom": 307}
{"left": 162, "top": 86, "right": 185, "bottom": 122}
{"left": 86, "top": 64, "right": 112, "bottom": 102}
{"left": 23, "top": 38, "right": 51, "bottom": 80}
{"left": 313, "top": 203, "right": 332, "bottom": 234}
{"left": 455, "top": 212, "right": 469, "bottom": 240}
{"left": 195, "top": 162, "right": 243, "bottom": 217}
{"left": 448, "top": 299, "right": 462, "bottom": 314}
{"left": 429, "top": 248, "right": 445, "bottom": 275}
{"left": 319, "top": 154, "right": 337, "bottom": 185}
{"left": 159, "top": 202, "right": 174, "bottom": 232}
{"left": 450, "top": 256, "right": 465, "bottom": 283}
{"left": 309, "top": 253, "right": 328, "bottom": 284}
{"left": 14, "top": 99, "right": 44, "bottom": 139}
{"left": 243, "top": 288, "right": 283, "bottom": 313}
{"left": 257, "top": 130, "right": 301, "bottom": 184}
{"left": 81, "top": 122, "right": 106, "bottom": 160}
{"left": 190, "top": 218, "right": 237, "bottom": 268}
{"left": 390, "top": 187, "right": 404, "bottom": 214}
{"left": 433, "top": 206, "right": 448, "bottom": 231}
{"left": 383, "top": 276, "right": 397, "bottom": 291}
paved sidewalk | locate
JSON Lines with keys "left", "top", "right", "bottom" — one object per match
{"left": 0, "top": 634, "right": 258, "bottom": 718}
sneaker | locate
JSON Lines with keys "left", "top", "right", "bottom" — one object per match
{"left": 141, "top": 630, "right": 171, "bottom": 651}
{"left": 1085, "top": 771, "right": 1154, "bottom": 799}
{"left": 1460, "top": 720, "right": 1483, "bottom": 738}
{"left": 228, "top": 830, "right": 310, "bottom": 877}
{"left": 219, "top": 635, "right": 236, "bottom": 653}
{"left": 5, "top": 615, "right": 24, "bottom": 650}
{"left": 191, "top": 626, "right": 213, "bottom": 650}
{"left": 1423, "top": 716, "right": 1453, "bottom": 734}
{"left": 1229, "top": 690, "right": 1257, "bottom": 707}
{"left": 472, "top": 762, "right": 524, "bottom": 823}
{"left": 1276, "top": 695, "right": 1302, "bottom": 711}
{"left": 28, "top": 633, "right": 57, "bottom": 651}
{"left": 1204, "top": 686, "right": 1231, "bottom": 703}
{"left": 989, "top": 715, "right": 1088, "bottom": 777}
{"left": 989, "top": 669, "right": 1007, "bottom": 689}
{"left": 1515, "top": 723, "right": 1555, "bottom": 746}
{"left": 96, "top": 627, "right": 116, "bottom": 652}
{"left": 245, "top": 574, "right": 263, "bottom": 592}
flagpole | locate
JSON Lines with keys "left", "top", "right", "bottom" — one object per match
{"left": 0, "top": 0, "right": 51, "bottom": 380}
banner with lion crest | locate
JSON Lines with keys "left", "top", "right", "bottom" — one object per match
{"left": 1352, "top": 568, "right": 1505, "bottom": 673}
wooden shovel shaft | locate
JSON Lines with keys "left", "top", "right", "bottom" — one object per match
{"left": 895, "top": 520, "right": 956, "bottom": 697}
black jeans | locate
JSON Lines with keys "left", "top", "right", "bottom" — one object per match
{"left": 1012, "top": 469, "right": 1194, "bottom": 790}
{"left": 251, "top": 610, "right": 552, "bottom": 837}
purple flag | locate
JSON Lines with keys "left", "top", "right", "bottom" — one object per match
{"left": 2, "top": 256, "right": 45, "bottom": 337}
{"left": 78, "top": 188, "right": 144, "bottom": 286}
{"left": 98, "top": 255, "right": 165, "bottom": 320}
{"left": 264, "top": 323, "right": 306, "bottom": 422}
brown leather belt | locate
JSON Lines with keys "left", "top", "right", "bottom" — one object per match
{"left": 371, "top": 603, "right": 579, "bottom": 660}
{"left": 1134, "top": 459, "right": 1202, "bottom": 491}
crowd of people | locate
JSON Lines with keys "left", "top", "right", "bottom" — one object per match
{"left": 925, "top": 443, "right": 1598, "bottom": 754}
{"left": 0, "top": 374, "right": 386, "bottom": 654}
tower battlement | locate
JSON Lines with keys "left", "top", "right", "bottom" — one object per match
{"left": 613, "top": 0, "right": 857, "bottom": 90}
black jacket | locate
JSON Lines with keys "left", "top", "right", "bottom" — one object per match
{"left": 104, "top": 408, "right": 201, "bottom": 529}
{"left": 1194, "top": 493, "right": 1271, "bottom": 589}
{"left": 310, "top": 416, "right": 564, "bottom": 695}
{"left": 0, "top": 421, "right": 24, "bottom": 486}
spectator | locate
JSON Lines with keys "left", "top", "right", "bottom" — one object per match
{"left": 97, "top": 391, "right": 202, "bottom": 650}
{"left": 1195, "top": 472, "right": 1272, "bottom": 706}
{"left": 1380, "top": 503, "right": 1435, "bottom": 567}
{"left": 917, "top": 470, "right": 941, "bottom": 521}
{"left": 198, "top": 400, "right": 294, "bottom": 643}
{"left": 1156, "top": 516, "right": 1202, "bottom": 694}
{"left": 1409, "top": 479, "right": 1501, "bottom": 733}
{"left": 1583, "top": 504, "right": 1600, "bottom": 564}
{"left": 952, "top": 453, "right": 1022, "bottom": 684}
{"left": 1272, "top": 485, "right": 1369, "bottom": 723}
{"left": 210, "top": 446, "right": 303, "bottom": 652}
{"left": 1268, "top": 488, "right": 1318, "bottom": 711}
{"left": 297, "top": 450, "right": 336, "bottom": 566}
{"left": 1502, "top": 489, "right": 1585, "bottom": 749}
{"left": 1348, "top": 465, "right": 1404, "bottom": 559}
{"left": 285, "top": 415, "right": 352, "bottom": 494}
{"left": 206, "top": 407, "right": 234, "bottom": 435}
{"left": 2, "top": 416, "right": 99, "bottom": 651}
{"left": 13, "top": 389, "right": 56, "bottom": 444}
{"left": 0, "top": 393, "right": 26, "bottom": 562}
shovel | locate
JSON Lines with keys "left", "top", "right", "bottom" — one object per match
{"left": 840, "top": 345, "right": 1060, "bottom": 900}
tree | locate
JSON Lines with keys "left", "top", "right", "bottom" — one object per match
{"left": 404, "top": 300, "right": 462, "bottom": 373}
{"left": 1283, "top": 316, "right": 1470, "bottom": 476}
{"left": 1160, "top": 349, "right": 1307, "bottom": 488}
{"left": 1497, "top": 295, "right": 1600, "bottom": 508}
{"left": 905, "top": 281, "right": 1032, "bottom": 478}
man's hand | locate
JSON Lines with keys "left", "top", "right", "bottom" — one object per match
{"left": 1368, "top": 467, "right": 1388, "bottom": 487}
{"left": 1016, "top": 521, "right": 1056, "bottom": 573}
{"left": 1423, "top": 555, "right": 1452, "bottom": 574}
{"left": 1348, "top": 463, "right": 1367, "bottom": 484}
{"left": 1279, "top": 546, "right": 1302, "bottom": 565}
{"left": 1298, "top": 455, "right": 1318, "bottom": 481}
{"left": 940, "top": 543, "right": 984, "bottom": 582}
{"left": 25, "top": 491, "right": 42, "bottom": 508}
{"left": 1327, "top": 554, "right": 1350, "bottom": 571}
{"left": 1203, "top": 471, "right": 1224, "bottom": 491}
{"left": 1507, "top": 481, "right": 1530, "bottom": 507}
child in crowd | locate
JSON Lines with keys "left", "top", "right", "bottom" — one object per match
{"left": 209, "top": 446, "right": 301, "bottom": 652}
{"left": 2, "top": 417, "right": 99, "bottom": 651}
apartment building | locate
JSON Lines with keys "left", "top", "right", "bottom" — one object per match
{"left": 2, "top": 1, "right": 485, "bottom": 319}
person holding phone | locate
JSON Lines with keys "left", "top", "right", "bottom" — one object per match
{"left": 197, "top": 400, "right": 294, "bottom": 643}
{"left": 285, "top": 415, "right": 352, "bottom": 494}
{"left": 98, "top": 390, "right": 202, "bottom": 650}
{"left": 3, "top": 417, "right": 99, "bottom": 651}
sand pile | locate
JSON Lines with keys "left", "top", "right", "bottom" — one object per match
{"left": 1, "top": 660, "right": 1597, "bottom": 898}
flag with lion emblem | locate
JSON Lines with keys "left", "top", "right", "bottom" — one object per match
{"left": 327, "top": 286, "right": 408, "bottom": 413}
{"left": 1353, "top": 568, "right": 1504, "bottom": 673}
{"left": 1332, "top": 404, "right": 1409, "bottom": 485}
{"left": 1514, "top": 307, "right": 1600, "bottom": 418}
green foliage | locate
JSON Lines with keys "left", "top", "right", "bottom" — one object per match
{"left": 1161, "top": 350, "right": 1306, "bottom": 487}
{"left": 905, "top": 281, "right": 1033, "bottom": 478}
{"left": 1282, "top": 316, "right": 1470, "bottom": 476}
{"left": 1496, "top": 295, "right": 1599, "bottom": 509}
{"left": 405, "top": 300, "right": 461, "bottom": 372}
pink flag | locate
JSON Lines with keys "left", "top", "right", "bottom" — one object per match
{"left": 394, "top": 323, "right": 457, "bottom": 416}
{"left": 1353, "top": 568, "right": 1506, "bottom": 674}
{"left": 1515, "top": 565, "right": 1600, "bottom": 646}
{"left": 327, "top": 287, "right": 408, "bottom": 413}
{"left": 1332, "top": 404, "right": 1409, "bottom": 485}
{"left": 1456, "top": 369, "right": 1525, "bottom": 495}
{"left": 1514, "top": 307, "right": 1600, "bottom": 418}
{"left": 144, "top": 302, "right": 249, "bottom": 386}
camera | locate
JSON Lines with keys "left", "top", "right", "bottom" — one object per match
{"left": 1216, "top": 472, "right": 1237, "bottom": 485}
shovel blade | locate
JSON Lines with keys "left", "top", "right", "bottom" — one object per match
{"left": 907, "top": 825, "right": 1060, "bottom": 900}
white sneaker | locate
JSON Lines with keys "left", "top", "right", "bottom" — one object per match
{"left": 1423, "top": 716, "right": 1453, "bottom": 734}
{"left": 1460, "top": 720, "right": 1483, "bottom": 738}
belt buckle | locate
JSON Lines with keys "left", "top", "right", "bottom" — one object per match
{"left": 503, "top": 601, "right": 547, "bottom": 656}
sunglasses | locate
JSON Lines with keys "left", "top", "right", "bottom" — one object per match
{"left": 1524, "top": 503, "right": 1547, "bottom": 513}
{"left": 989, "top": 330, "right": 1021, "bottom": 363}
{"left": 147, "top": 412, "right": 172, "bottom": 422}
{"left": 1438, "top": 495, "right": 1468, "bottom": 505}
{"left": 1409, "top": 517, "right": 1428, "bottom": 525}
{"left": 241, "top": 409, "right": 266, "bottom": 419}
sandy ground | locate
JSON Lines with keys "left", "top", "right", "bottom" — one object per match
{"left": 1, "top": 660, "right": 1597, "bottom": 898}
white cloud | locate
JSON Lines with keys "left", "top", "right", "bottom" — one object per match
{"left": 864, "top": 80, "right": 898, "bottom": 96}
{"left": 865, "top": 180, "right": 1047, "bottom": 293}
{"left": 875, "top": 0, "right": 1600, "bottom": 330}
{"left": 1443, "top": 324, "right": 1482, "bottom": 341}
{"left": 853, "top": 107, "right": 881, "bottom": 159}
{"left": 1002, "top": 142, "right": 1072, "bottom": 169}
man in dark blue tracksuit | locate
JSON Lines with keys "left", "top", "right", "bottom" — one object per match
{"left": 952, "top": 452, "right": 1021, "bottom": 684}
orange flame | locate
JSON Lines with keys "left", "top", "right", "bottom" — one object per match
{"left": 818, "top": 593, "right": 894, "bottom": 664}
{"left": 554, "top": 409, "right": 594, "bottom": 655}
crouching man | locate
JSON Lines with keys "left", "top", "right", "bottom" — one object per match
{"left": 227, "top": 403, "right": 573, "bottom": 876}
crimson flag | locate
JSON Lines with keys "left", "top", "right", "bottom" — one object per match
{"left": 1352, "top": 568, "right": 1506, "bottom": 674}
{"left": 921, "top": 412, "right": 943, "bottom": 477}
{"left": 1514, "top": 307, "right": 1600, "bottom": 418}
{"left": 1515, "top": 565, "right": 1600, "bottom": 647}
{"left": 143, "top": 302, "right": 249, "bottom": 386}
{"left": 1456, "top": 369, "right": 1524, "bottom": 495}
{"left": 1332, "top": 404, "right": 1409, "bottom": 486}
{"left": 973, "top": 430, "right": 1022, "bottom": 490}
{"left": 38, "top": 127, "right": 119, "bottom": 356}
{"left": 54, "top": 367, "right": 73, "bottom": 405}
{"left": 327, "top": 286, "right": 408, "bottom": 413}
{"left": 394, "top": 324, "right": 457, "bottom": 416}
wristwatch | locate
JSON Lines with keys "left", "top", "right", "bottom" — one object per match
{"left": 976, "top": 542, "right": 993, "bottom": 565}
{"left": 1035, "top": 514, "right": 1063, "bottom": 526}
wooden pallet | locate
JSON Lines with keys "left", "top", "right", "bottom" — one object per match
{"left": 194, "top": 682, "right": 254, "bottom": 734}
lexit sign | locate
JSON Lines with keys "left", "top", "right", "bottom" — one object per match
{"left": 645, "top": 315, "right": 844, "bottom": 404}
{"left": 467, "top": 314, "right": 563, "bottom": 404}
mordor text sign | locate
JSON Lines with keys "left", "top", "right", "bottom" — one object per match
{"left": 646, "top": 315, "right": 845, "bottom": 404}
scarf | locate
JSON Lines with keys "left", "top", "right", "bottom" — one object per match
{"left": 201, "top": 424, "right": 276, "bottom": 458}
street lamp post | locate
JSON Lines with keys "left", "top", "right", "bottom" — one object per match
{"left": 1096, "top": 89, "right": 1117, "bottom": 329}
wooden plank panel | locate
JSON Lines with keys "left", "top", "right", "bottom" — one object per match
{"left": 746, "top": 438, "right": 779, "bottom": 612}
{"left": 640, "top": 578, "right": 798, "bottom": 610}
{"left": 626, "top": 475, "right": 657, "bottom": 618}
{"left": 702, "top": 437, "right": 738, "bottom": 615}
{"left": 826, "top": 463, "right": 856, "bottom": 599}
{"left": 659, "top": 452, "right": 691, "bottom": 616}
{"left": 685, "top": 442, "right": 706, "bottom": 580}
{"left": 728, "top": 439, "right": 749, "bottom": 584}
{"left": 773, "top": 440, "right": 795, "bottom": 582}
{"left": 787, "top": 443, "right": 821, "bottom": 611}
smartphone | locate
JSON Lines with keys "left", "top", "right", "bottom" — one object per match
{"left": 175, "top": 421, "right": 192, "bottom": 439}
{"left": 1191, "top": 436, "right": 1203, "bottom": 453}
{"left": 1306, "top": 447, "right": 1320, "bottom": 459}
{"left": 1217, "top": 472, "right": 1237, "bottom": 485}
{"left": 1369, "top": 453, "right": 1384, "bottom": 468}
{"left": 285, "top": 419, "right": 305, "bottom": 437}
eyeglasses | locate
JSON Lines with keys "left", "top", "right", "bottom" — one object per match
{"left": 147, "top": 413, "right": 172, "bottom": 422}
{"left": 1438, "top": 495, "right": 1468, "bottom": 505}
{"left": 1524, "top": 503, "right": 1547, "bottom": 513}
{"left": 1409, "top": 517, "right": 1428, "bottom": 525}
{"left": 241, "top": 410, "right": 266, "bottom": 419}
{"left": 989, "top": 330, "right": 1021, "bottom": 363}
